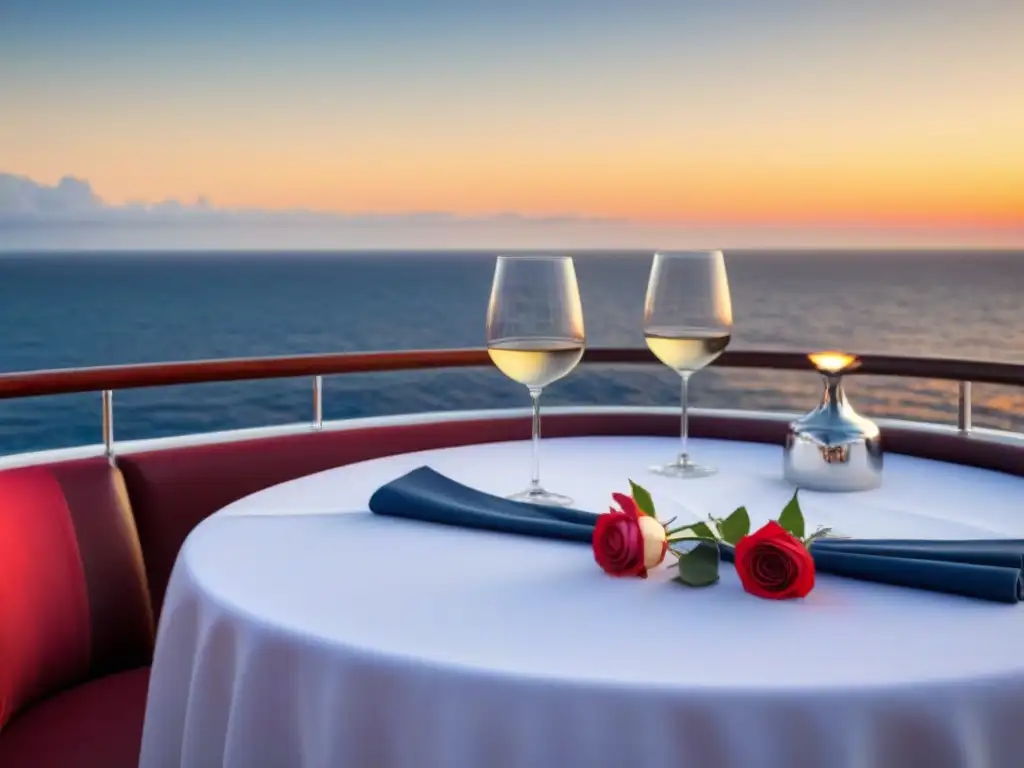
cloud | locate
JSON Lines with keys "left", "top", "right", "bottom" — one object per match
{"left": 0, "top": 173, "right": 620, "bottom": 229}
{"left": 0, "top": 174, "right": 105, "bottom": 219}
{"left": 0, "top": 172, "right": 665, "bottom": 249}
{"left": 0, "top": 172, "right": 1020, "bottom": 250}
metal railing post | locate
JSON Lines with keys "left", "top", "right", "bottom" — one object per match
{"left": 312, "top": 375, "right": 323, "bottom": 430}
{"left": 958, "top": 381, "right": 972, "bottom": 435}
{"left": 101, "top": 389, "right": 116, "bottom": 464}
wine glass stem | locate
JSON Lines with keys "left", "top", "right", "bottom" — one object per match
{"left": 679, "top": 373, "right": 691, "bottom": 468}
{"left": 529, "top": 387, "right": 543, "bottom": 491}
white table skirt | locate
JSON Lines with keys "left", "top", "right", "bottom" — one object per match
{"left": 139, "top": 436, "right": 1024, "bottom": 768}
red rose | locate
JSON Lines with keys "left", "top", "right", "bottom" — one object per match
{"left": 734, "top": 521, "right": 815, "bottom": 599}
{"left": 593, "top": 511, "right": 646, "bottom": 577}
{"left": 593, "top": 493, "right": 667, "bottom": 578}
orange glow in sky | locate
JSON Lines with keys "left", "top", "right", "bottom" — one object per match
{"left": 2, "top": 2, "right": 1022, "bottom": 245}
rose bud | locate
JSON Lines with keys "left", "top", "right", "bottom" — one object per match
{"left": 734, "top": 521, "right": 815, "bottom": 599}
{"left": 593, "top": 492, "right": 669, "bottom": 578}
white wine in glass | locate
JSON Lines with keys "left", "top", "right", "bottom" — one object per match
{"left": 486, "top": 256, "right": 586, "bottom": 506}
{"left": 487, "top": 338, "right": 584, "bottom": 389}
{"left": 644, "top": 328, "right": 732, "bottom": 373}
{"left": 644, "top": 251, "right": 733, "bottom": 478}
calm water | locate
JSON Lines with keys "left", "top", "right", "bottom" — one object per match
{"left": 0, "top": 250, "right": 1021, "bottom": 457}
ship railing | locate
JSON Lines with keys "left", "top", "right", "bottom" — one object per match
{"left": 0, "top": 348, "right": 1021, "bottom": 463}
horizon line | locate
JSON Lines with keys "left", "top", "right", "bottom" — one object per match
{"left": 3, "top": 245, "right": 1022, "bottom": 255}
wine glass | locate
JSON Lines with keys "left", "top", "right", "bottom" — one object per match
{"left": 486, "top": 255, "right": 586, "bottom": 506}
{"left": 644, "top": 250, "right": 733, "bottom": 478}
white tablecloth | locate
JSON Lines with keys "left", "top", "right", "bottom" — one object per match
{"left": 140, "top": 436, "right": 1024, "bottom": 768}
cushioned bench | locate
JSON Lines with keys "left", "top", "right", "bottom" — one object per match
{"left": 0, "top": 460, "right": 153, "bottom": 767}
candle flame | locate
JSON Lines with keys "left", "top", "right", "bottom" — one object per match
{"left": 808, "top": 351, "right": 859, "bottom": 374}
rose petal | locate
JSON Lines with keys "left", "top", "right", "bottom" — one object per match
{"left": 611, "top": 493, "right": 640, "bottom": 518}
{"left": 637, "top": 515, "right": 669, "bottom": 569}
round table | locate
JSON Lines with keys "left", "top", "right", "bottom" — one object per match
{"left": 139, "top": 436, "right": 1024, "bottom": 768}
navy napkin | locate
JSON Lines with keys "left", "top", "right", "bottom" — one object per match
{"left": 369, "top": 466, "right": 1024, "bottom": 604}
{"left": 368, "top": 466, "right": 596, "bottom": 543}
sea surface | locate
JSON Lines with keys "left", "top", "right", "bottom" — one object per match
{"left": 0, "top": 250, "right": 1021, "bottom": 457}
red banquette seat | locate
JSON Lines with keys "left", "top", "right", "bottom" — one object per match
{"left": 0, "top": 459, "right": 153, "bottom": 768}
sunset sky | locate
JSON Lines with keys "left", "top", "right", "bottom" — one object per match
{"left": 2, "top": 0, "right": 1022, "bottom": 248}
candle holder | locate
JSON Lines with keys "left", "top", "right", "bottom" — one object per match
{"left": 783, "top": 351, "right": 883, "bottom": 492}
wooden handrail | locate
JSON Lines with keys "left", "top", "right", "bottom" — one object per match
{"left": 0, "top": 348, "right": 1020, "bottom": 401}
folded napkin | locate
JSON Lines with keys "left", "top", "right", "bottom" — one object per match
{"left": 369, "top": 466, "right": 1024, "bottom": 604}
{"left": 368, "top": 466, "right": 597, "bottom": 543}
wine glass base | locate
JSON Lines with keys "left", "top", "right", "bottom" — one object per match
{"left": 649, "top": 461, "right": 717, "bottom": 479}
{"left": 508, "top": 488, "right": 575, "bottom": 507}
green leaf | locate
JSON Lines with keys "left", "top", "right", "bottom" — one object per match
{"left": 667, "top": 521, "right": 717, "bottom": 541}
{"left": 717, "top": 506, "right": 751, "bottom": 545}
{"left": 628, "top": 479, "right": 657, "bottom": 517}
{"left": 778, "top": 489, "right": 806, "bottom": 539}
{"left": 674, "top": 540, "right": 721, "bottom": 587}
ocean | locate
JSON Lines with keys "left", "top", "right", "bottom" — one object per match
{"left": 0, "top": 250, "right": 1021, "bottom": 457}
